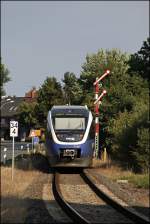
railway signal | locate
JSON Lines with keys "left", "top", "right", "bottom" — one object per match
{"left": 93, "top": 70, "right": 110, "bottom": 86}
{"left": 93, "top": 70, "right": 110, "bottom": 158}
{"left": 94, "top": 89, "right": 107, "bottom": 105}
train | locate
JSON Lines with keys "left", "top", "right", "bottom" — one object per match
{"left": 45, "top": 105, "right": 94, "bottom": 167}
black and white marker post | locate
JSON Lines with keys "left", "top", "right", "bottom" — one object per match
{"left": 10, "top": 121, "right": 18, "bottom": 181}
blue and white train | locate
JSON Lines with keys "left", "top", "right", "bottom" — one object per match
{"left": 46, "top": 105, "right": 94, "bottom": 167}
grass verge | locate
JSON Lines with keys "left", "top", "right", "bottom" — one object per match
{"left": 92, "top": 159, "right": 149, "bottom": 189}
{"left": 115, "top": 173, "right": 149, "bottom": 188}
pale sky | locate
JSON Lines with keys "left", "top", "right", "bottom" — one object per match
{"left": 1, "top": 1, "right": 149, "bottom": 97}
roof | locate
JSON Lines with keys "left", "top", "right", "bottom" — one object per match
{"left": 1, "top": 96, "right": 25, "bottom": 117}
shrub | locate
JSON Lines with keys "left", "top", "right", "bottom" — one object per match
{"left": 131, "top": 128, "right": 149, "bottom": 172}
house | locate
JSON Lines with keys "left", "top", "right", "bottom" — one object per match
{"left": 0, "top": 88, "right": 38, "bottom": 141}
{"left": 25, "top": 87, "right": 38, "bottom": 103}
{"left": 1, "top": 96, "right": 24, "bottom": 140}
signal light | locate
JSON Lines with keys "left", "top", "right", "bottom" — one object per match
{"left": 103, "top": 89, "right": 107, "bottom": 94}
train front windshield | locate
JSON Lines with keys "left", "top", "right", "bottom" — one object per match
{"left": 50, "top": 107, "right": 90, "bottom": 142}
{"left": 54, "top": 117, "right": 85, "bottom": 130}
{"left": 51, "top": 107, "right": 89, "bottom": 132}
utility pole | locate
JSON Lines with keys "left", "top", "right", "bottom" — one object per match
{"left": 93, "top": 70, "right": 110, "bottom": 158}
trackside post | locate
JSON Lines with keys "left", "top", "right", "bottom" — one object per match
{"left": 3, "top": 147, "right": 7, "bottom": 165}
{"left": 29, "top": 130, "right": 36, "bottom": 152}
{"left": 10, "top": 121, "right": 18, "bottom": 181}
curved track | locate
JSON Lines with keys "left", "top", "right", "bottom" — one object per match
{"left": 81, "top": 171, "right": 149, "bottom": 224}
{"left": 52, "top": 172, "right": 89, "bottom": 224}
{"left": 52, "top": 171, "right": 149, "bottom": 224}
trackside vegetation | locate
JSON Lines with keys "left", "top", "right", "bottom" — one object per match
{"left": 0, "top": 58, "right": 11, "bottom": 96}
{"left": 17, "top": 37, "right": 149, "bottom": 173}
{"left": 118, "top": 174, "right": 149, "bottom": 189}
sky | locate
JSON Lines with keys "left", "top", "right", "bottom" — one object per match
{"left": 1, "top": 1, "right": 149, "bottom": 97}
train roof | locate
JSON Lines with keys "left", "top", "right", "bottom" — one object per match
{"left": 51, "top": 105, "right": 88, "bottom": 110}
{"left": 50, "top": 105, "right": 90, "bottom": 116}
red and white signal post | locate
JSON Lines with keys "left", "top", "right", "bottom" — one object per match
{"left": 93, "top": 70, "right": 110, "bottom": 158}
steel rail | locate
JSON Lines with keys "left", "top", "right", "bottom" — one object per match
{"left": 81, "top": 171, "right": 149, "bottom": 224}
{"left": 52, "top": 172, "right": 90, "bottom": 224}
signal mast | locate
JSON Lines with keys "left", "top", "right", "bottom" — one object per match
{"left": 93, "top": 70, "right": 110, "bottom": 158}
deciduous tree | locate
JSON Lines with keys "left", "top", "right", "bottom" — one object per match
{"left": 62, "top": 72, "right": 82, "bottom": 105}
{"left": 35, "top": 76, "right": 64, "bottom": 125}
{"left": 80, "top": 48, "right": 149, "bottom": 172}
{"left": 0, "top": 59, "right": 11, "bottom": 95}
{"left": 18, "top": 102, "right": 38, "bottom": 129}
{"left": 128, "top": 37, "right": 150, "bottom": 81}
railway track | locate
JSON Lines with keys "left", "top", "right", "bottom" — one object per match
{"left": 52, "top": 171, "right": 149, "bottom": 224}
{"left": 52, "top": 172, "right": 89, "bottom": 224}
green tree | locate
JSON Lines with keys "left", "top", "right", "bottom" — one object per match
{"left": 0, "top": 60, "right": 11, "bottom": 95}
{"left": 80, "top": 49, "right": 129, "bottom": 89}
{"left": 62, "top": 72, "right": 82, "bottom": 105}
{"left": 80, "top": 49, "right": 130, "bottom": 111}
{"left": 80, "top": 48, "right": 149, "bottom": 171}
{"left": 79, "top": 49, "right": 131, "bottom": 155}
{"left": 108, "top": 96, "right": 149, "bottom": 171}
{"left": 35, "top": 76, "right": 64, "bottom": 125}
{"left": 18, "top": 102, "right": 38, "bottom": 129}
{"left": 128, "top": 37, "right": 150, "bottom": 80}
{"left": 132, "top": 128, "right": 149, "bottom": 173}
